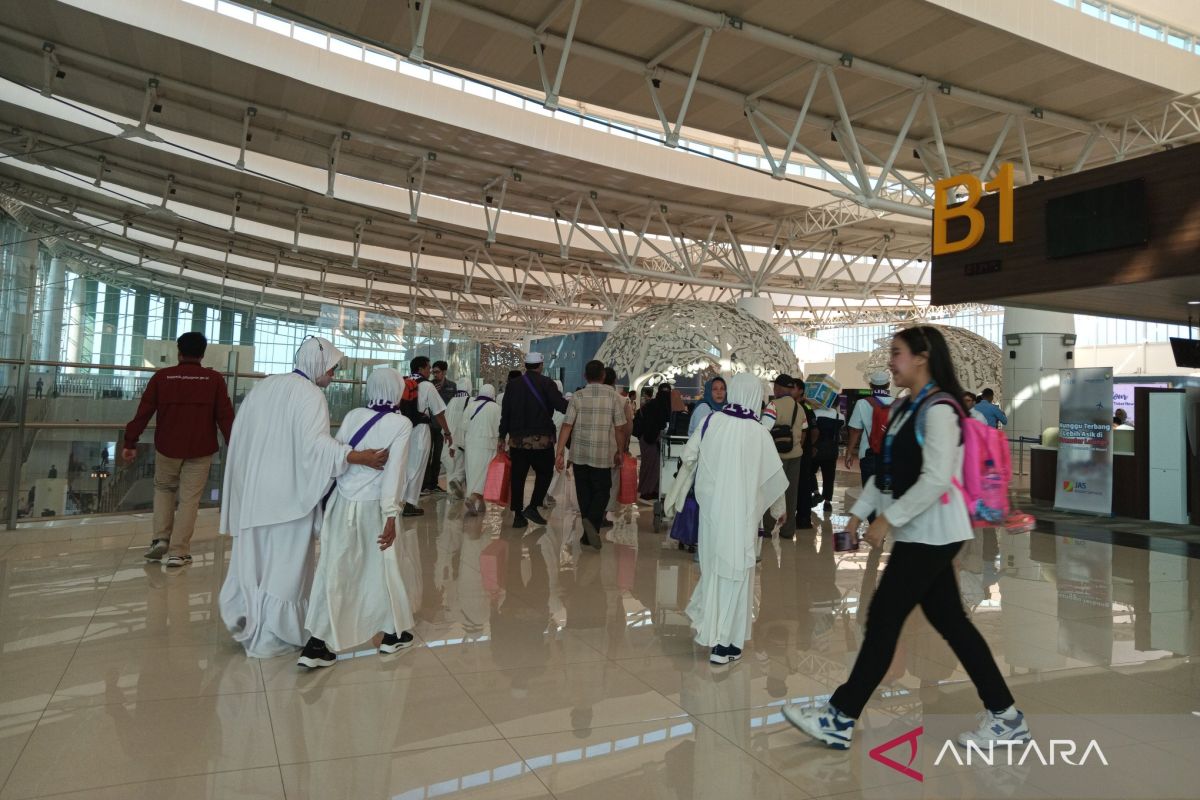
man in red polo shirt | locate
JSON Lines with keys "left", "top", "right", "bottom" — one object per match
{"left": 123, "top": 332, "right": 235, "bottom": 567}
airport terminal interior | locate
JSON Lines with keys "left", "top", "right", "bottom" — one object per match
{"left": 0, "top": 1, "right": 1199, "bottom": 798}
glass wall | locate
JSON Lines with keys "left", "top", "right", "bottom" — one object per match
{"left": 0, "top": 233, "right": 484, "bottom": 528}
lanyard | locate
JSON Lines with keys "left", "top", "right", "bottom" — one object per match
{"left": 880, "top": 382, "right": 935, "bottom": 494}
{"left": 470, "top": 397, "right": 494, "bottom": 420}
{"left": 292, "top": 369, "right": 309, "bottom": 380}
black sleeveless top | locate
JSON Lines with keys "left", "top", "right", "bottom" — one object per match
{"left": 873, "top": 395, "right": 929, "bottom": 500}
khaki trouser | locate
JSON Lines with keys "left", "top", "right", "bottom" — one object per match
{"left": 153, "top": 452, "right": 213, "bottom": 557}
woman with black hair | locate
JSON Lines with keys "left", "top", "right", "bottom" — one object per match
{"left": 784, "top": 325, "right": 1029, "bottom": 751}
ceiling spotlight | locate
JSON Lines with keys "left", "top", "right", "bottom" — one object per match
{"left": 838, "top": 53, "right": 853, "bottom": 68}
{"left": 938, "top": 82, "right": 952, "bottom": 95}
{"left": 1031, "top": 107, "right": 1044, "bottom": 119}
{"left": 728, "top": 15, "right": 743, "bottom": 30}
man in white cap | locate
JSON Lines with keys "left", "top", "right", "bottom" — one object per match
{"left": 844, "top": 371, "right": 895, "bottom": 487}
{"left": 399, "top": 356, "right": 452, "bottom": 517}
{"left": 498, "top": 351, "right": 567, "bottom": 529}
{"left": 219, "top": 336, "right": 389, "bottom": 658}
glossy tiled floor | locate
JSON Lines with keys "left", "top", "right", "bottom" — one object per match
{"left": 0, "top": 488, "right": 1198, "bottom": 799}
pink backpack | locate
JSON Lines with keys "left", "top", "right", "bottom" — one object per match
{"left": 917, "top": 394, "right": 1010, "bottom": 528}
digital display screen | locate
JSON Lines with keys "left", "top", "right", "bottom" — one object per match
{"left": 1046, "top": 179, "right": 1149, "bottom": 259}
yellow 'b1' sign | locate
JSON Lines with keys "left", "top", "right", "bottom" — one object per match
{"left": 932, "top": 162, "right": 1014, "bottom": 256}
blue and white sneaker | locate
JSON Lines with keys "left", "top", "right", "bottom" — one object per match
{"left": 783, "top": 703, "right": 855, "bottom": 750}
{"left": 958, "top": 707, "right": 1031, "bottom": 748}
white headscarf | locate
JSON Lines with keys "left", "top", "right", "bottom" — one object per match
{"left": 476, "top": 383, "right": 496, "bottom": 401}
{"left": 294, "top": 336, "right": 343, "bottom": 383}
{"left": 729, "top": 373, "right": 764, "bottom": 415}
{"left": 366, "top": 367, "right": 402, "bottom": 408}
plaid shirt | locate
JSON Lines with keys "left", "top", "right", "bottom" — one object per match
{"left": 563, "top": 384, "right": 627, "bottom": 468}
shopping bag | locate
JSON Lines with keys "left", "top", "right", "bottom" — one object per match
{"left": 479, "top": 539, "right": 509, "bottom": 597}
{"left": 669, "top": 491, "right": 699, "bottom": 547}
{"left": 483, "top": 453, "right": 511, "bottom": 506}
{"left": 617, "top": 452, "right": 638, "bottom": 505}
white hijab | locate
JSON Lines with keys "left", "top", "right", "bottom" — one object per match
{"left": 294, "top": 336, "right": 343, "bottom": 383}
{"left": 476, "top": 383, "right": 496, "bottom": 401}
{"left": 692, "top": 373, "right": 788, "bottom": 579}
{"left": 366, "top": 367, "right": 402, "bottom": 407}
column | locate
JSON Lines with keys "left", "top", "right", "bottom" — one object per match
{"left": 239, "top": 312, "right": 255, "bottom": 347}
{"left": 1, "top": 239, "right": 38, "bottom": 363}
{"left": 98, "top": 284, "right": 121, "bottom": 373}
{"left": 161, "top": 298, "right": 179, "bottom": 341}
{"left": 191, "top": 302, "right": 209, "bottom": 334}
{"left": 78, "top": 278, "right": 98, "bottom": 365}
{"left": 736, "top": 295, "right": 774, "bottom": 323}
{"left": 130, "top": 288, "right": 150, "bottom": 366}
{"left": 218, "top": 307, "right": 235, "bottom": 345}
{"left": 38, "top": 257, "right": 67, "bottom": 363}
{"left": 1001, "top": 307, "right": 1076, "bottom": 443}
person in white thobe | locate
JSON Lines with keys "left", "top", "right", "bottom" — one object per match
{"left": 463, "top": 384, "right": 500, "bottom": 514}
{"left": 302, "top": 368, "right": 416, "bottom": 662}
{"left": 442, "top": 389, "right": 471, "bottom": 497}
{"left": 219, "top": 337, "right": 388, "bottom": 659}
{"left": 401, "top": 356, "right": 450, "bottom": 516}
{"left": 681, "top": 373, "right": 788, "bottom": 663}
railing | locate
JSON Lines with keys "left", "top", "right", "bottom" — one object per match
{"left": 0, "top": 357, "right": 369, "bottom": 528}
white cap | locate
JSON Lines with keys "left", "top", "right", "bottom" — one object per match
{"left": 868, "top": 371, "right": 890, "bottom": 386}
{"left": 524, "top": 351, "right": 544, "bottom": 364}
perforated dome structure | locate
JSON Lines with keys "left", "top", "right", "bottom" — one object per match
{"left": 595, "top": 301, "right": 799, "bottom": 389}
{"left": 858, "top": 323, "right": 1004, "bottom": 403}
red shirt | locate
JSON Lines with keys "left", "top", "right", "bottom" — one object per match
{"left": 123, "top": 359, "right": 235, "bottom": 459}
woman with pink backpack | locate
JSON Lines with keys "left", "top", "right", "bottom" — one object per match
{"left": 783, "top": 325, "right": 1030, "bottom": 752}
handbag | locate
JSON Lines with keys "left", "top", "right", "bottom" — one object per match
{"left": 617, "top": 451, "right": 638, "bottom": 505}
{"left": 770, "top": 401, "right": 799, "bottom": 454}
{"left": 669, "top": 491, "right": 699, "bottom": 547}
{"left": 483, "top": 452, "right": 511, "bottom": 505}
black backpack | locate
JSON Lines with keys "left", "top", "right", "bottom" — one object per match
{"left": 770, "top": 401, "right": 798, "bottom": 454}
{"left": 398, "top": 375, "right": 431, "bottom": 425}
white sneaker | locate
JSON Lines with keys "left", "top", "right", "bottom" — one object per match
{"left": 144, "top": 539, "right": 168, "bottom": 561}
{"left": 782, "top": 703, "right": 856, "bottom": 750}
{"left": 958, "top": 707, "right": 1031, "bottom": 748}
{"left": 164, "top": 554, "right": 192, "bottom": 568}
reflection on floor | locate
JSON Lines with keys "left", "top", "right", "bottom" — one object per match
{"left": 0, "top": 492, "right": 1197, "bottom": 799}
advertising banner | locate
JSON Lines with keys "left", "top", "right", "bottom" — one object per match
{"left": 1054, "top": 368, "right": 1114, "bottom": 515}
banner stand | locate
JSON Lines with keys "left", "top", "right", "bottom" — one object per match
{"left": 1053, "top": 368, "right": 1114, "bottom": 516}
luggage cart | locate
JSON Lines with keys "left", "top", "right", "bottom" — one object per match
{"left": 653, "top": 434, "right": 690, "bottom": 533}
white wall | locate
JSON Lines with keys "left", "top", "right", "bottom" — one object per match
{"left": 1073, "top": 341, "right": 1200, "bottom": 377}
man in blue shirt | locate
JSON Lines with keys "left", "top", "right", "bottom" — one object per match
{"left": 974, "top": 388, "right": 1008, "bottom": 428}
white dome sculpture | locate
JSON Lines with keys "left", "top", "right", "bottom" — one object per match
{"left": 858, "top": 323, "right": 1004, "bottom": 403}
{"left": 595, "top": 301, "right": 799, "bottom": 390}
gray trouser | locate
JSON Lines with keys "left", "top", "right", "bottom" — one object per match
{"left": 764, "top": 456, "right": 803, "bottom": 538}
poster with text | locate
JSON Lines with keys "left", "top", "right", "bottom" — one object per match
{"left": 1054, "top": 368, "right": 1114, "bottom": 515}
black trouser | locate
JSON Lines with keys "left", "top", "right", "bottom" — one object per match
{"left": 829, "top": 541, "right": 1014, "bottom": 719}
{"left": 509, "top": 448, "right": 554, "bottom": 514}
{"left": 424, "top": 427, "right": 444, "bottom": 490}
{"left": 573, "top": 463, "right": 613, "bottom": 534}
{"left": 859, "top": 451, "right": 876, "bottom": 486}
{"left": 813, "top": 456, "right": 837, "bottom": 502}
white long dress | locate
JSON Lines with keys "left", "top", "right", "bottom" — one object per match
{"left": 682, "top": 375, "right": 788, "bottom": 650}
{"left": 219, "top": 370, "right": 350, "bottom": 658}
{"left": 463, "top": 394, "right": 500, "bottom": 496}
{"left": 402, "top": 380, "right": 447, "bottom": 505}
{"left": 442, "top": 392, "right": 470, "bottom": 491}
{"left": 305, "top": 408, "right": 415, "bottom": 650}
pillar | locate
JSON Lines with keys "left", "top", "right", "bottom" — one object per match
{"left": 98, "top": 284, "right": 121, "bottom": 373}
{"left": 38, "top": 257, "right": 67, "bottom": 362}
{"left": 191, "top": 302, "right": 209, "bottom": 334}
{"left": 130, "top": 288, "right": 150, "bottom": 366}
{"left": 218, "top": 307, "right": 235, "bottom": 345}
{"left": 0, "top": 238, "right": 37, "bottom": 387}
{"left": 1001, "top": 307, "right": 1076, "bottom": 443}
{"left": 161, "top": 298, "right": 179, "bottom": 341}
{"left": 736, "top": 295, "right": 774, "bottom": 323}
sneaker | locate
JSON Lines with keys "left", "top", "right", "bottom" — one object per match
{"left": 164, "top": 554, "right": 192, "bottom": 568}
{"left": 144, "top": 539, "right": 168, "bottom": 561}
{"left": 420, "top": 487, "right": 435, "bottom": 497}
{"left": 448, "top": 480, "right": 464, "bottom": 498}
{"left": 581, "top": 520, "right": 602, "bottom": 550}
{"left": 958, "top": 707, "right": 1031, "bottom": 748}
{"left": 710, "top": 645, "right": 731, "bottom": 665}
{"left": 403, "top": 504, "right": 425, "bottom": 517}
{"left": 524, "top": 506, "right": 548, "bottom": 526}
{"left": 379, "top": 631, "right": 415, "bottom": 654}
{"left": 823, "top": 501, "right": 833, "bottom": 512}
{"left": 512, "top": 514, "right": 528, "bottom": 529}
{"left": 725, "top": 645, "right": 742, "bottom": 663}
{"left": 297, "top": 638, "right": 337, "bottom": 669}
{"left": 783, "top": 703, "right": 856, "bottom": 750}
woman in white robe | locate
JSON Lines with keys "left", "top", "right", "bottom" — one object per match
{"left": 442, "top": 390, "right": 471, "bottom": 496}
{"left": 300, "top": 368, "right": 416, "bottom": 667}
{"left": 463, "top": 384, "right": 500, "bottom": 513}
{"left": 682, "top": 373, "right": 788, "bottom": 665}
{"left": 219, "top": 337, "right": 388, "bottom": 659}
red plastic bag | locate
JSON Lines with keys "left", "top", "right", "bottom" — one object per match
{"left": 618, "top": 452, "right": 638, "bottom": 505}
{"left": 484, "top": 453, "right": 511, "bottom": 506}
{"left": 480, "top": 539, "right": 509, "bottom": 597}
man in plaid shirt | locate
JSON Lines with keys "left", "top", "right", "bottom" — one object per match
{"left": 555, "top": 360, "right": 631, "bottom": 549}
